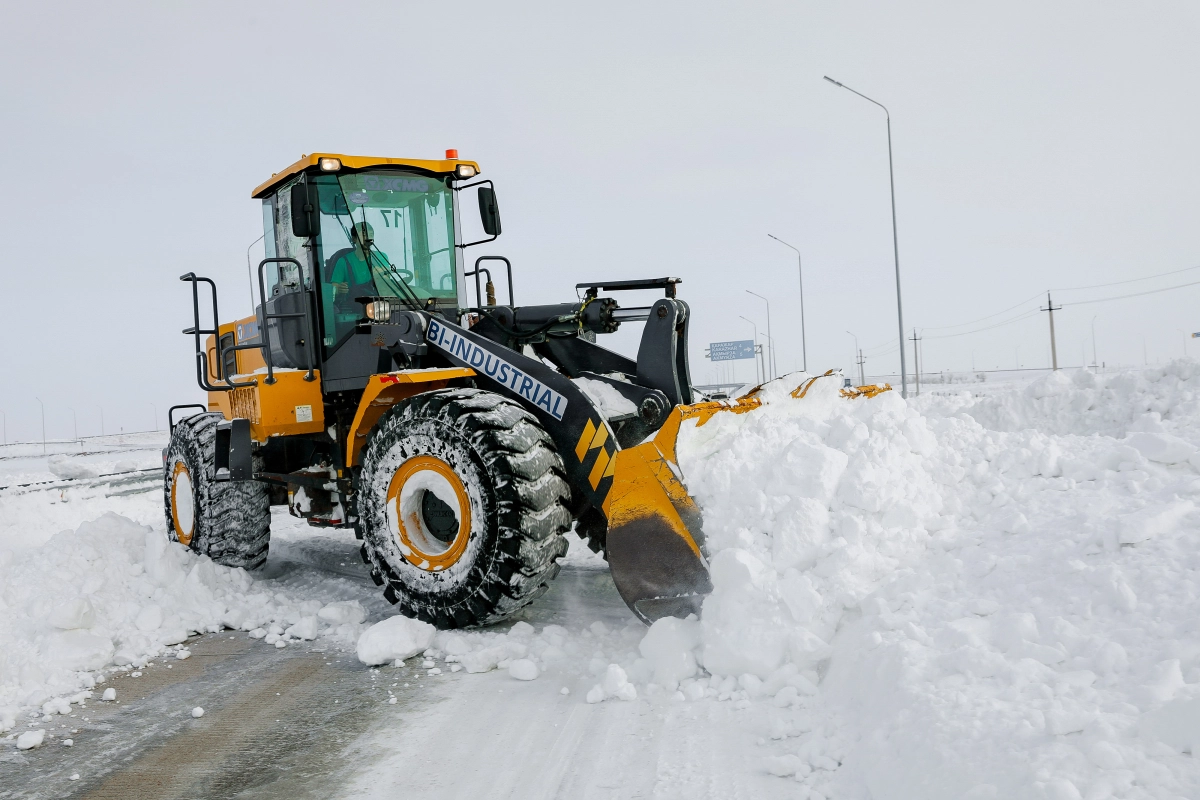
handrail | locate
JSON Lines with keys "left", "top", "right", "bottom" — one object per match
{"left": 180, "top": 273, "right": 254, "bottom": 391}
{"left": 180, "top": 260, "right": 316, "bottom": 395}
{"left": 468, "top": 255, "right": 514, "bottom": 308}
{"left": 168, "top": 404, "right": 208, "bottom": 431}
{"left": 255, "top": 257, "right": 317, "bottom": 385}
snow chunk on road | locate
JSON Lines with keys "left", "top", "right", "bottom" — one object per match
{"left": 587, "top": 664, "right": 637, "bottom": 703}
{"left": 17, "top": 729, "right": 45, "bottom": 750}
{"left": 638, "top": 616, "right": 700, "bottom": 690}
{"left": 317, "top": 600, "right": 366, "bottom": 626}
{"left": 508, "top": 659, "right": 539, "bottom": 681}
{"left": 356, "top": 615, "right": 436, "bottom": 666}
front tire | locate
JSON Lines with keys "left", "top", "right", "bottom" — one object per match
{"left": 358, "top": 389, "right": 571, "bottom": 628}
{"left": 164, "top": 413, "right": 272, "bottom": 570}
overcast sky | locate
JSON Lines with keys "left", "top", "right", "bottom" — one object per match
{"left": 1, "top": 0, "right": 1197, "bottom": 442}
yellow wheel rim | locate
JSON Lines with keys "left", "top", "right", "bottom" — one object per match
{"left": 170, "top": 461, "right": 196, "bottom": 546}
{"left": 386, "top": 455, "right": 472, "bottom": 571}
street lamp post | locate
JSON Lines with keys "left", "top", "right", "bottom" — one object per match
{"left": 767, "top": 234, "right": 807, "bottom": 373}
{"left": 70, "top": 408, "right": 78, "bottom": 442}
{"left": 1091, "top": 316, "right": 1098, "bottom": 368}
{"left": 746, "top": 291, "right": 775, "bottom": 380}
{"left": 825, "top": 75, "right": 908, "bottom": 398}
{"left": 740, "top": 315, "right": 763, "bottom": 384}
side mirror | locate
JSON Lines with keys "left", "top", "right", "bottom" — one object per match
{"left": 478, "top": 187, "right": 501, "bottom": 236}
{"left": 290, "top": 183, "right": 321, "bottom": 238}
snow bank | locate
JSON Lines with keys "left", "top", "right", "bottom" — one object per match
{"left": 916, "top": 359, "right": 1200, "bottom": 440}
{"left": 0, "top": 512, "right": 368, "bottom": 728}
{"left": 654, "top": 366, "right": 1200, "bottom": 798}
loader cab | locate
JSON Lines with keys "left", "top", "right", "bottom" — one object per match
{"left": 251, "top": 153, "right": 485, "bottom": 390}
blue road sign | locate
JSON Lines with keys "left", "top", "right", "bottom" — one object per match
{"left": 708, "top": 340, "right": 756, "bottom": 362}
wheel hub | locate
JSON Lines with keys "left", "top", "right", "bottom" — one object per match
{"left": 170, "top": 461, "right": 195, "bottom": 546}
{"left": 386, "top": 455, "right": 471, "bottom": 571}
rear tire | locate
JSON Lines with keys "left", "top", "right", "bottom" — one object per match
{"left": 358, "top": 388, "right": 571, "bottom": 628}
{"left": 164, "top": 413, "right": 271, "bottom": 570}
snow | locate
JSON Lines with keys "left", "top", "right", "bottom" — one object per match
{"left": 572, "top": 377, "right": 638, "bottom": 419}
{"left": 191, "top": 706, "right": 204, "bottom": 718}
{"left": 7, "top": 364, "right": 1200, "bottom": 797}
{"left": 47, "top": 455, "right": 99, "bottom": 480}
{"left": 507, "top": 659, "right": 539, "bottom": 681}
{"left": 356, "top": 615, "right": 436, "bottom": 666}
{"left": 0, "top": 503, "right": 372, "bottom": 726}
{"left": 16, "top": 729, "right": 45, "bottom": 750}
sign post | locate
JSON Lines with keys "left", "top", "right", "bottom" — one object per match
{"left": 706, "top": 339, "right": 759, "bottom": 384}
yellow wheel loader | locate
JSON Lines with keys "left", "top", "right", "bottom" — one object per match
{"left": 164, "top": 151, "right": 774, "bottom": 628}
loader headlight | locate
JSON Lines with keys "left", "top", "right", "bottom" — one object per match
{"left": 455, "top": 164, "right": 477, "bottom": 179}
{"left": 365, "top": 299, "right": 395, "bottom": 322}
{"left": 318, "top": 157, "right": 342, "bottom": 172}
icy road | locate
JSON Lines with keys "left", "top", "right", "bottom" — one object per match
{"left": 5, "top": 364, "right": 1200, "bottom": 799}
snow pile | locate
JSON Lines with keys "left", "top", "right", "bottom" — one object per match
{"left": 648, "top": 366, "right": 1200, "bottom": 798}
{"left": 675, "top": 375, "right": 944, "bottom": 683}
{"left": 0, "top": 512, "right": 369, "bottom": 728}
{"left": 918, "top": 360, "right": 1200, "bottom": 440}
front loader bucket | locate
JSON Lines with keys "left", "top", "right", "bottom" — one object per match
{"left": 602, "top": 371, "right": 881, "bottom": 624}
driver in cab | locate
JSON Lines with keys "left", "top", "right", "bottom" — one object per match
{"left": 328, "top": 221, "right": 382, "bottom": 306}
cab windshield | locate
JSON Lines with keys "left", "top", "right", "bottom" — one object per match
{"left": 314, "top": 170, "right": 457, "bottom": 347}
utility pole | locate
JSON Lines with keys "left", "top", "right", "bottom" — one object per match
{"left": 846, "top": 330, "right": 863, "bottom": 385}
{"left": 910, "top": 329, "right": 921, "bottom": 395}
{"left": 1041, "top": 291, "right": 1061, "bottom": 370}
{"left": 857, "top": 349, "right": 867, "bottom": 386}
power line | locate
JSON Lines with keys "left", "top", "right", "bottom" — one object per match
{"left": 909, "top": 265, "right": 1200, "bottom": 339}
{"left": 923, "top": 308, "right": 1042, "bottom": 340}
{"left": 919, "top": 290, "right": 1045, "bottom": 332}
{"left": 1061, "top": 278, "right": 1200, "bottom": 307}
{"left": 1055, "top": 264, "right": 1200, "bottom": 293}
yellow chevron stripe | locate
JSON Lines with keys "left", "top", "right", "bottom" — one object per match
{"left": 588, "top": 447, "right": 611, "bottom": 489}
{"left": 589, "top": 421, "right": 608, "bottom": 452}
{"left": 575, "top": 419, "right": 596, "bottom": 462}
